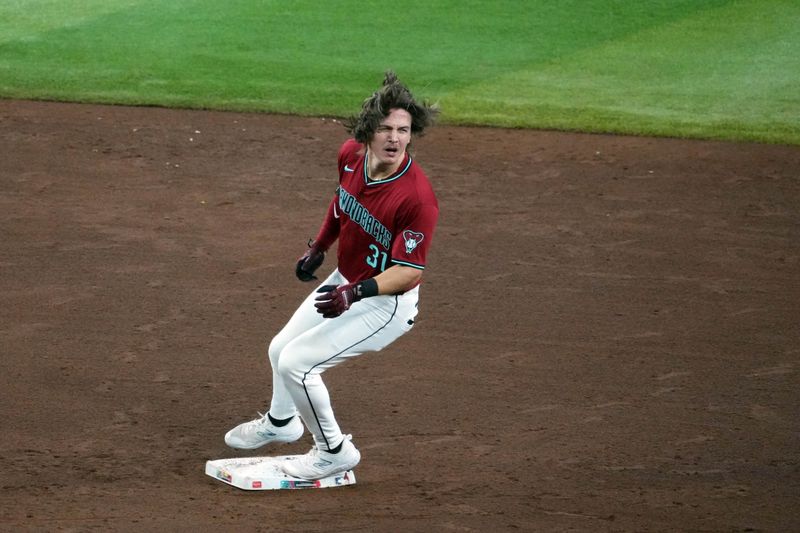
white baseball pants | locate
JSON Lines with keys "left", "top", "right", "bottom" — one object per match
{"left": 267, "top": 268, "right": 419, "bottom": 451}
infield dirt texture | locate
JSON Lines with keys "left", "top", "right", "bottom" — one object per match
{"left": 2, "top": 100, "right": 799, "bottom": 531}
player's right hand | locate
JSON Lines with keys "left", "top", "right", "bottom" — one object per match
{"left": 295, "top": 241, "right": 325, "bottom": 282}
{"left": 314, "top": 283, "right": 357, "bottom": 318}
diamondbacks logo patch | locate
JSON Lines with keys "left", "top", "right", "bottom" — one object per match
{"left": 402, "top": 230, "right": 424, "bottom": 254}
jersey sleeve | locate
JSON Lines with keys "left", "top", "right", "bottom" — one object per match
{"left": 312, "top": 192, "right": 341, "bottom": 251}
{"left": 316, "top": 139, "right": 363, "bottom": 250}
{"left": 337, "top": 139, "right": 363, "bottom": 177}
{"left": 389, "top": 202, "right": 439, "bottom": 270}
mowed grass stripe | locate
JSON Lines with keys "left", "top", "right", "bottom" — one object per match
{"left": 0, "top": 0, "right": 797, "bottom": 144}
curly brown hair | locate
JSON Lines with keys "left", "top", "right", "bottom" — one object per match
{"left": 345, "top": 71, "right": 438, "bottom": 143}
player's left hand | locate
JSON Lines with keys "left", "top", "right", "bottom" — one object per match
{"left": 314, "top": 283, "right": 360, "bottom": 318}
{"left": 296, "top": 241, "right": 325, "bottom": 282}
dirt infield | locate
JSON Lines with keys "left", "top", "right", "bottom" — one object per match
{"left": 1, "top": 100, "right": 798, "bottom": 532}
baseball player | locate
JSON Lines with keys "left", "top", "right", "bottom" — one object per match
{"left": 225, "top": 72, "right": 439, "bottom": 480}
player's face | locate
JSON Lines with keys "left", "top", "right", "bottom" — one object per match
{"left": 367, "top": 108, "right": 412, "bottom": 172}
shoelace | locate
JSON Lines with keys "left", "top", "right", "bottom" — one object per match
{"left": 249, "top": 412, "right": 270, "bottom": 427}
{"left": 305, "top": 445, "right": 320, "bottom": 458}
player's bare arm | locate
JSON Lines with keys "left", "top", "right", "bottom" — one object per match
{"left": 373, "top": 264, "right": 422, "bottom": 295}
{"left": 313, "top": 264, "right": 422, "bottom": 319}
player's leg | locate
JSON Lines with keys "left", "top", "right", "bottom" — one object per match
{"left": 278, "top": 287, "right": 419, "bottom": 478}
{"left": 266, "top": 270, "right": 346, "bottom": 419}
{"left": 224, "top": 270, "right": 346, "bottom": 449}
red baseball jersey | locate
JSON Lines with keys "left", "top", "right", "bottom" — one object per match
{"left": 315, "top": 139, "right": 438, "bottom": 287}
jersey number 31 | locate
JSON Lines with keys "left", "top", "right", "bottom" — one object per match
{"left": 366, "top": 244, "right": 388, "bottom": 272}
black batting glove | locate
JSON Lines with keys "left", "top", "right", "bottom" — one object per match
{"left": 295, "top": 241, "right": 325, "bottom": 282}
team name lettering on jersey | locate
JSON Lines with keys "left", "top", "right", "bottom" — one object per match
{"left": 338, "top": 187, "right": 392, "bottom": 249}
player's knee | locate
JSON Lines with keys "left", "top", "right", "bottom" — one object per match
{"left": 275, "top": 352, "right": 302, "bottom": 383}
{"left": 267, "top": 335, "right": 287, "bottom": 368}
{"left": 277, "top": 337, "right": 322, "bottom": 382}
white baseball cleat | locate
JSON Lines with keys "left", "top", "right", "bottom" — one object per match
{"left": 281, "top": 434, "right": 361, "bottom": 480}
{"left": 224, "top": 413, "right": 304, "bottom": 450}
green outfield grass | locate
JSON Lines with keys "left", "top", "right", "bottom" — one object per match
{"left": 1, "top": 0, "right": 798, "bottom": 144}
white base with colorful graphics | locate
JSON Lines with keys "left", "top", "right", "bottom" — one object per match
{"left": 205, "top": 455, "right": 356, "bottom": 490}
